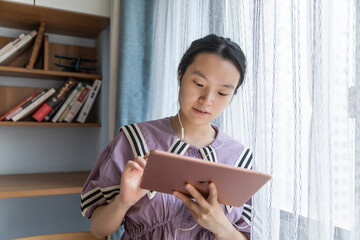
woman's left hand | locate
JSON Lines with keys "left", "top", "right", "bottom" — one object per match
{"left": 173, "top": 182, "right": 238, "bottom": 239}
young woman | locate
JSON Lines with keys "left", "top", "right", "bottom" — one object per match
{"left": 81, "top": 34, "right": 253, "bottom": 240}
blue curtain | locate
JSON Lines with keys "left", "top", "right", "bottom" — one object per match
{"left": 115, "top": 0, "right": 155, "bottom": 131}
{"left": 112, "top": 0, "right": 154, "bottom": 239}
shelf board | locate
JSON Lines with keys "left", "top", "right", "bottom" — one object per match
{"left": 0, "top": 1, "right": 110, "bottom": 39}
{"left": 0, "top": 121, "right": 101, "bottom": 127}
{"left": 0, "top": 66, "right": 102, "bottom": 80}
{"left": 0, "top": 171, "right": 90, "bottom": 198}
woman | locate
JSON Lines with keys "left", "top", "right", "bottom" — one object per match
{"left": 81, "top": 34, "right": 253, "bottom": 239}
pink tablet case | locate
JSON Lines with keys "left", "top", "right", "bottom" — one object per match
{"left": 140, "top": 149, "right": 272, "bottom": 207}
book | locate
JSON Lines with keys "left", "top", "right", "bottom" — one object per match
{"left": 5, "top": 89, "right": 47, "bottom": 121}
{"left": 0, "top": 30, "right": 37, "bottom": 65}
{"left": 12, "top": 88, "right": 56, "bottom": 122}
{"left": 0, "top": 92, "right": 37, "bottom": 121}
{"left": 64, "top": 85, "right": 91, "bottom": 123}
{"left": 43, "top": 35, "right": 49, "bottom": 70}
{"left": 26, "top": 22, "right": 46, "bottom": 69}
{"left": 4, "top": 90, "right": 47, "bottom": 121}
{"left": 0, "top": 33, "right": 26, "bottom": 57}
{"left": 43, "top": 97, "right": 67, "bottom": 122}
{"left": 32, "top": 78, "right": 77, "bottom": 122}
{"left": 76, "top": 79, "right": 102, "bottom": 123}
{"left": 43, "top": 84, "right": 79, "bottom": 122}
{"left": 51, "top": 82, "right": 83, "bottom": 123}
{"left": 58, "top": 86, "right": 85, "bottom": 122}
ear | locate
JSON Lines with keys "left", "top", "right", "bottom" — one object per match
{"left": 177, "top": 70, "right": 183, "bottom": 82}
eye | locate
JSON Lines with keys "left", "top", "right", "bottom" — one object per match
{"left": 218, "top": 92, "right": 228, "bottom": 96}
{"left": 193, "top": 80, "right": 204, "bottom": 87}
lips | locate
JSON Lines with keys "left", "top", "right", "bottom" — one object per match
{"left": 193, "top": 107, "right": 210, "bottom": 115}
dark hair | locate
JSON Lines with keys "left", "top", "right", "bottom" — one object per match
{"left": 177, "top": 34, "right": 247, "bottom": 94}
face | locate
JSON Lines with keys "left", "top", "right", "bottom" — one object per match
{"left": 178, "top": 52, "right": 240, "bottom": 126}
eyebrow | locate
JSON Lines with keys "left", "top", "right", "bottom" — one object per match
{"left": 193, "top": 70, "right": 235, "bottom": 89}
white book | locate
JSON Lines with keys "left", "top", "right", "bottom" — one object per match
{"left": 64, "top": 85, "right": 91, "bottom": 123}
{"left": 0, "top": 30, "right": 37, "bottom": 65}
{"left": 58, "top": 86, "right": 85, "bottom": 122}
{"left": 51, "top": 82, "right": 83, "bottom": 123}
{"left": 0, "top": 33, "right": 26, "bottom": 57}
{"left": 12, "top": 88, "right": 56, "bottom": 122}
{"left": 76, "top": 79, "right": 101, "bottom": 123}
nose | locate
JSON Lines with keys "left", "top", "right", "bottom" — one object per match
{"left": 199, "top": 90, "right": 213, "bottom": 105}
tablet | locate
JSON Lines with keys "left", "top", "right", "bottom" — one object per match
{"left": 140, "top": 149, "right": 272, "bottom": 207}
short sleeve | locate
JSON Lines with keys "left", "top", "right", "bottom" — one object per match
{"left": 234, "top": 198, "right": 252, "bottom": 239}
{"left": 80, "top": 131, "right": 133, "bottom": 218}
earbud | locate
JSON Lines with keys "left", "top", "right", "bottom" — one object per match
{"left": 181, "top": 127, "right": 184, "bottom": 141}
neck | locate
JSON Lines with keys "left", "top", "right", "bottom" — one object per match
{"left": 170, "top": 112, "right": 216, "bottom": 148}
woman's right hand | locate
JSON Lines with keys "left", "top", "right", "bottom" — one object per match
{"left": 118, "top": 153, "right": 149, "bottom": 208}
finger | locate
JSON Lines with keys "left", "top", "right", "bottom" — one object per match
{"left": 143, "top": 152, "right": 150, "bottom": 160}
{"left": 125, "top": 160, "right": 142, "bottom": 171}
{"left": 207, "top": 182, "right": 218, "bottom": 203}
{"left": 133, "top": 156, "right": 147, "bottom": 169}
{"left": 173, "top": 190, "right": 197, "bottom": 210}
{"left": 185, "top": 184, "right": 209, "bottom": 207}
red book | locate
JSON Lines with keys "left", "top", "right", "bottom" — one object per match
{"left": 0, "top": 92, "right": 38, "bottom": 121}
{"left": 32, "top": 78, "right": 77, "bottom": 122}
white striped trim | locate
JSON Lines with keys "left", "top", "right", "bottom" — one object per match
{"left": 168, "top": 138, "right": 180, "bottom": 152}
{"left": 241, "top": 203, "right": 252, "bottom": 225}
{"left": 168, "top": 138, "right": 190, "bottom": 155}
{"left": 121, "top": 125, "right": 141, "bottom": 157}
{"left": 81, "top": 185, "right": 120, "bottom": 217}
{"left": 120, "top": 124, "right": 148, "bottom": 157}
{"left": 147, "top": 190, "right": 157, "bottom": 199}
{"left": 133, "top": 123, "right": 149, "bottom": 154}
{"left": 234, "top": 148, "right": 253, "bottom": 169}
{"left": 226, "top": 205, "right": 233, "bottom": 213}
{"left": 199, "top": 146, "right": 218, "bottom": 163}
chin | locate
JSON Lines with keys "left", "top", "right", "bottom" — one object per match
{"left": 188, "top": 116, "right": 213, "bottom": 126}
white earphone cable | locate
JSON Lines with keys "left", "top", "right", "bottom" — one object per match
{"left": 177, "top": 112, "right": 185, "bottom": 141}
{"left": 177, "top": 112, "right": 224, "bottom": 158}
{"left": 174, "top": 223, "right": 198, "bottom": 240}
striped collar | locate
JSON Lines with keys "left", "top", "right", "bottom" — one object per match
{"left": 166, "top": 117, "right": 224, "bottom": 154}
{"left": 168, "top": 137, "right": 218, "bottom": 163}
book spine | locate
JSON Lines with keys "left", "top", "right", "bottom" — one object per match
{"left": 0, "top": 92, "right": 35, "bottom": 121}
{"left": 76, "top": 79, "right": 102, "bottom": 123}
{"left": 32, "top": 78, "right": 77, "bottom": 122}
{"left": 51, "top": 82, "right": 83, "bottom": 123}
{"left": 26, "top": 22, "right": 46, "bottom": 69}
{"left": 5, "top": 90, "right": 46, "bottom": 120}
{"left": 43, "top": 97, "right": 66, "bottom": 122}
{"left": 0, "top": 30, "right": 37, "bottom": 65}
{"left": 12, "top": 88, "right": 55, "bottom": 122}
{"left": 58, "top": 86, "right": 85, "bottom": 122}
{"left": 0, "top": 33, "right": 25, "bottom": 57}
{"left": 64, "top": 85, "right": 91, "bottom": 123}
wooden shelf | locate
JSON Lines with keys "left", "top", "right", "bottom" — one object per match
{"left": 0, "top": 171, "right": 90, "bottom": 198}
{"left": 0, "top": 122, "right": 101, "bottom": 127}
{"left": 0, "top": 66, "right": 102, "bottom": 80}
{"left": 0, "top": 1, "right": 110, "bottom": 39}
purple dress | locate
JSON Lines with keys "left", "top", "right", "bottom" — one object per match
{"left": 81, "top": 118, "right": 252, "bottom": 239}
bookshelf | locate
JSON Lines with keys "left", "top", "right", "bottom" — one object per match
{"left": 0, "top": 1, "right": 109, "bottom": 38}
{"left": 0, "top": 172, "right": 90, "bottom": 198}
{"left": 0, "top": 0, "right": 109, "bottom": 202}
{"left": 0, "top": 1, "right": 109, "bottom": 126}
{"left": 0, "top": 66, "right": 102, "bottom": 80}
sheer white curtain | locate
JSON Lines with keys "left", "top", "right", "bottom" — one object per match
{"left": 149, "top": 0, "right": 358, "bottom": 239}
